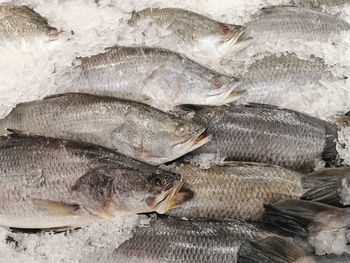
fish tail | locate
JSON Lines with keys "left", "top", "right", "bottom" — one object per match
{"left": 336, "top": 111, "right": 350, "bottom": 127}
{"left": 260, "top": 199, "right": 347, "bottom": 238}
{"left": 302, "top": 168, "right": 350, "bottom": 207}
{"left": 237, "top": 236, "right": 316, "bottom": 263}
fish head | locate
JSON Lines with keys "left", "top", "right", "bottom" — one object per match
{"left": 193, "top": 23, "right": 251, "bottom": 57}
{"left": 183, "top": 72, "right": 242, "bottom": 105}
{"left": 120, "top": 111, "right": 210, "bottom": 165}
{"left": 142, "top": 117, "right": 210, "bottom": 165}
{"left": 113, "top": 167, "right": 184, "bottom": 214}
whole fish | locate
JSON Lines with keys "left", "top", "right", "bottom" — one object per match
{"left": 62, "top": 46, "right": 241, "bottom": 112}
{"left": 0, "top": 93, "right": 210, "bottom": 165}
{"left": 128, "top": 8, "right": 250, "bottom": 60}
{"left": 235, "top": 53, "right": 345, "bottom": 108}
{"left": 0, "top": 3, "right": 60, "bottom": 43}
{"left": 112, "top": 217, "right": 265, "bottom": 263}
{"left": 166, "top": 163, "right": 350, "bottom": 221}
{"left": 244, "top": 6, "right": 350, "bottom": 42}
{"left": 0, "top": 133, "right": 184, "bottom": 230}
{"left": 185, "top": 103, "right": 339, "bottom": 172}
{"left": 290, "top": 0, "right": 350, "bottom": 10}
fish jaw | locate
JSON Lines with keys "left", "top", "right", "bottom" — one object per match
{"left": 172, "top": 128, "right": 211, "bottom": 157}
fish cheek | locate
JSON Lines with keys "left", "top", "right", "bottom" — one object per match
{"left": 71, "top": 168, "right": 117, "bottom": 217}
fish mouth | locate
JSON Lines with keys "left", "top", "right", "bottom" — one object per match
{"left": 154, "top": 180, "right": 184, "bottom": 214}
{"left": 172, "top": 128, "right": 211, "bottom": 155}
{"left": 206, "top": 80, "right": 244, "bottom": 105}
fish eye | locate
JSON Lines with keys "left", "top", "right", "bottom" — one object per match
{"left": 148, "top": 175, "right": 164, "bottom": 187}
{"left": 212, "top": 78, "right": 223, "bottom": 89}
{"left": 175, "top": 124, "right": 188, "bottom": 136}
{"left": 220, "top": 24, "right": 231, "bottom": 35}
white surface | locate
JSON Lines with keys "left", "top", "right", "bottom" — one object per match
{"left": 1, "top": 0, "right": 350, "bottom": 261}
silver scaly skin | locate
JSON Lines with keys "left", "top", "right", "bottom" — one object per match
{"left": 61, "top": 46, "right": 241, "bottom": 112}
{"left": 0, "top": 3, "right": 60, "bottom": 43}
{"left": 166, "top": 162, "right": 303, "bottom": 221}
{"left": 244, "top": 6, "right": 350, "bottom": 42}
{"left": 112, "top": 217, "right": 264, "bottom": 263}
{"left": 0, "top": 134, "right": 183, "bottom": 230}
{"left": 235, "top": 53, "right": 344, "bottom": 107}
{"left": 0, "top": 93, "right": 210, "bottom": 165}
{"left": 186, "top": 103, "right": 339, "bottom": 172}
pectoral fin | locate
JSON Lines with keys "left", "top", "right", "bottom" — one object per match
{"left": 33, "top": 199, "right": 80, "bottom": 217}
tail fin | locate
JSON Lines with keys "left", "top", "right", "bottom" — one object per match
{"left": 302, "top": 168, "right": 350, "bottom": 207}
{"left": 260, "top": 199, "right": 350, "bottom": 255}
{"left": 336, "top": 111, "right": 350, "bottom": 127}
{"left": 260, "top": 199, "right": 347, "bottom": 237}
{"left": 237, "top": 236, "right": 314, "bottom": 263}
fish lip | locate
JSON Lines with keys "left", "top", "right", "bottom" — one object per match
{"left": 154, "top": 179, "right": 184, "bottom": 214}
{"left": 172, "top": 128, "right": 211, "bottom": 154}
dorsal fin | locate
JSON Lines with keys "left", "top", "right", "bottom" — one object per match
{"left": 43, "top": 93, "right": 82, "bottom": 100}
{"left": 6, "top": 129, "right": 43, "bottom": 138}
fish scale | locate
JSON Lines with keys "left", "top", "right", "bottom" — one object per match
{"left": 187, "top": 103, "right": 338, "bottom": 172}
{"left": 166, "top": 162, "right": 302, "bottom": 220}
{"left": 0, "top": 135, "right": 182, "bottom": 229}
{"left": 113, "top": 217, "right": 263, "bottom": 263}
{"left": 61, "top": 46, "right": 239, "bottom": 112}
{"left": 0, "top": 93, "right": 208, "bottom": 165}
{"left": 245, "top": 6, "right": 350, "bottom": 42}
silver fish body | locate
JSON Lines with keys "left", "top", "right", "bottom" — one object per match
{"left": 112, "top": 217, "right": 263, "bottom": 263}
{"left": 235, "top": 53, "right": 343, "bottom": 108}
{"left": 0, "top": 134, "right": 183, "bottom": 229}
{"left": 0, "top": 93, "right": 209, "bottom": 165}
{"left": 0, "top": 3, "right": 60, "bottom": 43}
{"left": 62, "top": 46, "right": 240, "bottom": 112}
{"left": 186, "top": 103, "right": 339, "bottom": 172}
{"left": 128, "top": 8, "right": 249, "bottom": 60}
{"left": 245, "top": 6, "right": 350, "bottom": 42}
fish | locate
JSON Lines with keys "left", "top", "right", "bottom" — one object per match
{"left": 0, "top": 133, "right": 184, "bottom": 230}
{"left": 0, "top": 93, "right": 210, "bottom": 165}
{"left": 166, "top": 163, "right": 350, "bottom": 221}
{"left": 261, "top": 199, "right": 350, "bottom": 255}
{"left": 238, "top": 236, "right": 350, "bottom": 263}
{"left": 235, "top": 53, "right": 346, "bottom": 109}
{"left": 112, "top": 216, "right": 269, "bottom": 263}
{"left": 60, "top": 46, "right": 242, "bottom": 112}
{"left": 128, "top": 8, "right": 251, "bottom": 60}
{"left": 290, "top": 0, "right": 350, "bottom": 10}
{"left": 184, "top": 103, "right": 339, "bottom": 172}
{"left": 0, "top": 3, "right": 60, "bottom": 43}
{"left": 244, "top": 6, "right": 350, "bottom": 43}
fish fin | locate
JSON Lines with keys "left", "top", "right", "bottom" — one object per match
{"left": 142, "top": 62, "right": 167, "bottom": 86}
{"left": 33, "top": 199, "right": 80, "bottom": 217}
{"left": 336, "top": 110, "right": 350, "bottom": 127}
{"left": 71, "top": 167, "right": 117, "bottom": 217}
{"left": 245, "top": 103, "right": 284, "bottom": 110}
{"left": 260, "top": 199, "right": 341, "bottom": 238}
{"left": 6, "top": 129, "right": 43, "bottom": 138}
{"left": 259, "top": 5, "right": 297, "bottom": 14}
{"left": 302, "top": 168, "right": 350, "bottom": 207}
{"left": 237, "top": 236, "right": 313, "bottom": 263}
{"left": 42, "top": 93, "right": 83, "bottom": 100}
{"left": 167, "top": 183, "right": 194, "bottom": 210}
